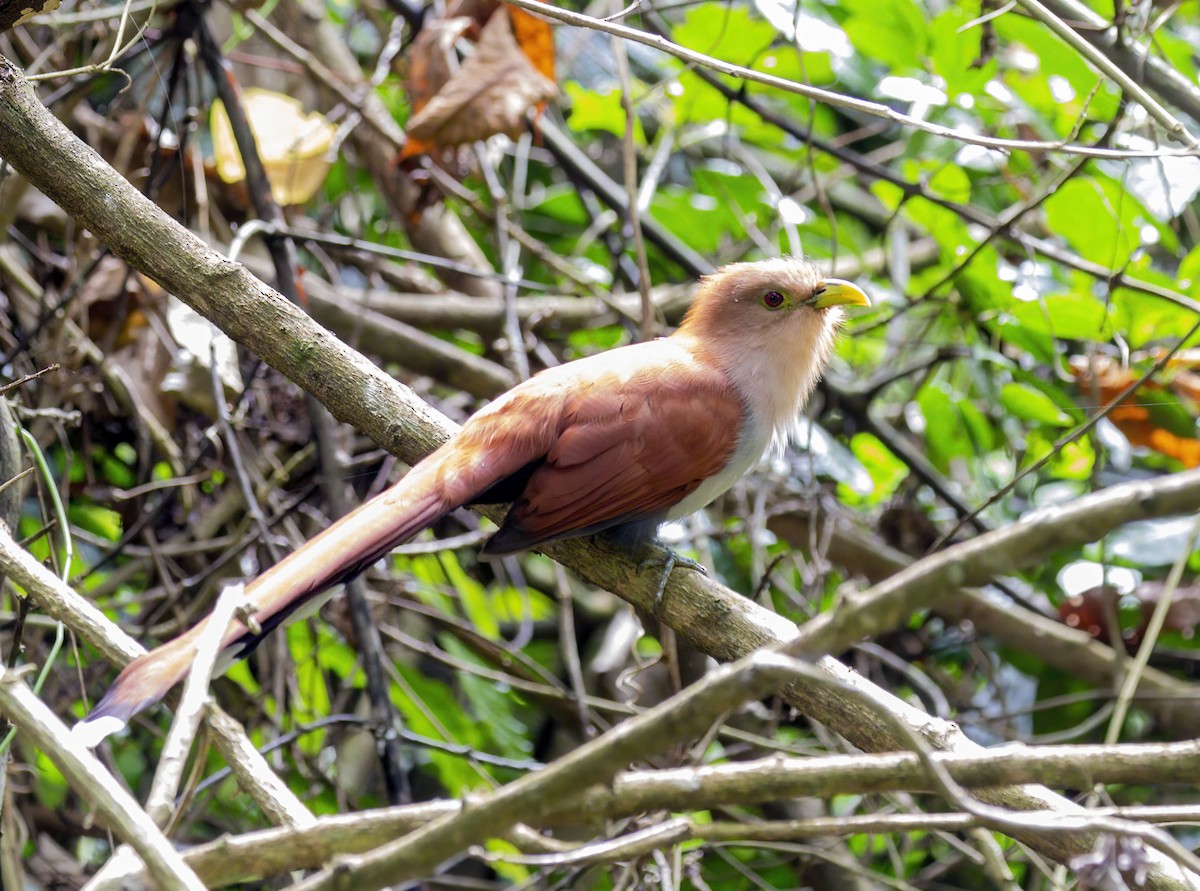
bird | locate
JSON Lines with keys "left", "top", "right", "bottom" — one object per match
{"left": 77, "top": 258, "right": 868, "bottom": 739}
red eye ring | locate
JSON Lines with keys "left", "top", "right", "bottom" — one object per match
{"left": 762, "top": 290, "right": 785, "bottom": 308}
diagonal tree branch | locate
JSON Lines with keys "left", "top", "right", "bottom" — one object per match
{"left": 1038, "top": 0, "right": 1200, "bottom": 124}
{"left": 1011, "top": 0, "right": 1196, "bottom": 146}
{"left": 787, "top": 467, "right": 1200, "bottom": 659}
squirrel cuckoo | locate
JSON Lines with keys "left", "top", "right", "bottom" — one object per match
{"left": 78, "top": 258, "right": 867, "bottom": 739}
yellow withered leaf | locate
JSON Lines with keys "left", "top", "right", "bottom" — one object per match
{"left": 211, "top": 89, "right": 336, "bottom": 206}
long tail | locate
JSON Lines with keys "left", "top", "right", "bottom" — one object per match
{"left": 77, "top": 457, "right": 457, "bottom": 738}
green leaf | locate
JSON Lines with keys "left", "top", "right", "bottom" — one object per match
{"left": 927, "top": 7, "right": 995, "bottom": 94}
{"left": 957, "top": 248, "right": 1012, "bottom": 313}
{"left": 1153, "top": 28, "right": 1200, "bottom": 86}
{"left": 674, "top": 4, "right": 777, "bottom": 64}
{"left": 996, "top": 14, "right": 1119, "bottom": 122}
{"left": 1140, "top": 389, "right": 1198, "bottom": 439}
{"left": 527, "top": 184, "right": 589, "bottom": 227}
{"left": 898, "top": 190, "right": 972, "bottom": 258}
{"left": 649, "top": 186, "right": 738, "bottom": 253}
{"left": 844, "top": 433, "right": 908, "bottom": 505}
{"left": 390, "top": 664, "right": 490, "bottom": 794}
{"left": 485, "top": 840, "right": 530, "bottom": 884}
{"left": 485, "top": 584, "right": 556, "bottom": 625}
{"left": 1044, "top": 177, "right": 1161, "bottom": 268}
{"left": 99, "top": 450, "right": 137, "bottom": 489}
{"left": 566, "top": 324, "right": 626, "bottom": 357}
{"left": 1026, "top": 430, "right": 1095, "bottom": 480}
{"left": 959, "top": 399, "right": 997, "bottom": 453}
{"left": 927, "top": 164, "right": 971, "bottom": 204}
{"left": 224, "top": 658, "right": 261, "bottom": 700}
{"left": 440, "top": 551, "right": 498, "bottom": 638}
{"left": 917, "top": 384, "right": 973, "bottom": 473}
{"left": 838, "top": 0, "right": 927, "bottom": 70}
{"left": 1009, "top": 291, "right": 1117, "bottom": 342}
{"left": 443, "top": 637, "right": 532, "bottom": 759}
{"left": 694, "top": 167, "right": 769, "bottom": 219}
{"left": 870, "top": 180, "right": 906, "bottom": 212}
{"left": 564, "top": 83, "right": 644, "bottom": 144}
{"left": 1180, "top": 242, "right": 1200, "bottom": 288}
{"left": 68, "top": 503, "right": 122, "bottom": 541}
{"left": 35, "top": 751, "right": 68, "bottom": 810}
{"left": 1000, "top": 382, "right": 1073, "bottom": 427}
{"left": 670, "top": 70, "right": 781, "bottom": 144}
{"left": 402, "top": 552, "right": 458, "bottom": 616}
{"left": 1112, "top": 278, "right": 1200, "bottom": 348}
{"left": 763, "top": 43, "right": 835, "bottom": 85}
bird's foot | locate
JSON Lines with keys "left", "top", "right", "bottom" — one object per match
{"left": 636, "top": 545, "right": 707, "bottom": 613}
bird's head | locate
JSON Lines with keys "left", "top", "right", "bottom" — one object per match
{"left": 679, "top": 257, "right": 870, "bottom": 341}
{"left": 676, "top": 257, "right": 870, "bottom": 435}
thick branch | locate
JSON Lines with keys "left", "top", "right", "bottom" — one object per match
{"left": 787, "top": 469, "right": 1200, "bottom": 659}
{"left": 0, "top": 55, "right": 452, "bottom": 469}
{"left": 290, "top": 653, "right": 809, "bottom": 889}
{"left": 97, "top": 738, "right": 1200, "bottom": 887}
{"left": 769, "top": 509, "right": 1200, "bottom": 739}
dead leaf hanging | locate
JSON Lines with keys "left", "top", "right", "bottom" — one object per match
{"left": 401, "top": 16, "right": 474, "bottom": 159}
{"left": 405, "top": 9, "right": 558, "bottom": 148}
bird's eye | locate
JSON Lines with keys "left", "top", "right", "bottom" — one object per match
{"left": 762, "top": 290, "right": 786, "bottom": 309}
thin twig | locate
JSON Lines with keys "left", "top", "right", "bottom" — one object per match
{"left": 611, "top": 31, "right": 655, "bottom": 341}
{"left": 1012, "top": 0, "right": 1196, "bottom": 146}
{"left": 502, "top": 0, "right": 1198, "bottom": 158}
{"left": 1105, "top": 513, "right": 1200, "bottom": 744}
{"left": 144, "top": 583, "right": 251, "bottom": 825}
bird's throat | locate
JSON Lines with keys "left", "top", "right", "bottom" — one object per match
{"left": 679, "top": 309, "right": 843, "bottom": 449}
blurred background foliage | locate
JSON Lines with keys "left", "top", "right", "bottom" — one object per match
{"left": 3, "top": 0, "right": 1200, "bottom": 886}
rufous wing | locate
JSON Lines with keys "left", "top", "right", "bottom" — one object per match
{"left": 483, "top": 366, "right": 744, "bottom": 554}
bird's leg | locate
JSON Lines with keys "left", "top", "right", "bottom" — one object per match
{"left": 634, "top": 541, "right": 707, "bottom": 612}
{"left": 598, "top": 522, "right": 707, "bottom": 611}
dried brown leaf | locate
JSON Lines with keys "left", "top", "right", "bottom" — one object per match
{"left": 406, "top": 9, "right": 558, "bottom": 147}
